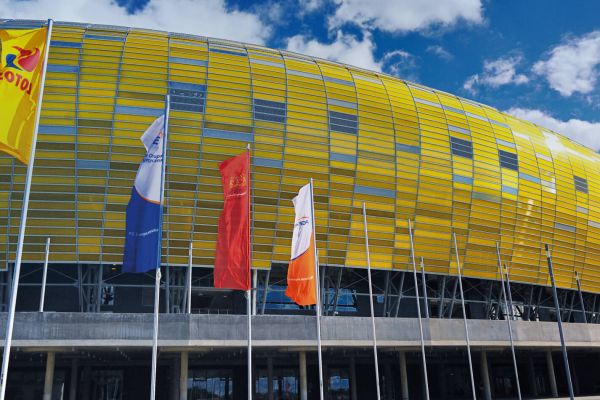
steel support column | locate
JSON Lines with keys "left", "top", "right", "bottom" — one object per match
{"left": 394, "top": 272, "right": 405, "bottom": 318}
{"left": 260, "top": 269, "right": 271, "bottom": 315}
{"left": 382, "top": 271, "right": 391, "bottom": 317}
{"left": 330, "top": 267, "right": 343, "bottom": 316}
{"left": 438, "top": 275, "right": 446, "bottom": 318}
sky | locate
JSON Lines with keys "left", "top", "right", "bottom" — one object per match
{"left": 2, "top": 0, "right": 600, "bottom": 150}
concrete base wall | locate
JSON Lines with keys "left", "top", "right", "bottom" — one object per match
{"left": 1, "top": 312, "right": 599, "bottom": 350}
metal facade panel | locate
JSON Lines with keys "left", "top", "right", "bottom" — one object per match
{"left": 1, "top": 21, "right": 599, "bottom": 293}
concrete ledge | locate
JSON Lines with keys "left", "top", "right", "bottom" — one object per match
{"left": 0, "top": 312, "right": 598, "bottom": 350}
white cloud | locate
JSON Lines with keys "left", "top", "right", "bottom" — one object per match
{"left": 381, "top": 49, "right": 417, "bottom": 78}
{"left": 426, "top": 45, "right": 453, "bottom": 60}
{"left": 0, "top": 0, "right": 271, "bottom": 44}
{"left": 253, "top": 1, "right": 286, "bottom": 26}
{"left": 463, "top": 56, "right": 529, "bottom": 94}
{"left": 507, "top": 108, "right": 600, "bottom": 150}
{"left": 287, "top": 30, "right": 382, "bottom": 71}
{"left": 381, "top": 49, "right": 413, "bottom": 63}
{"left": 286, "top": 31, "right": 416, "bottom": 77}
{"left": 533, "top": 31, "right": 600, "bottom": 97}
{"left": 329, "top": 0, "right": 483, "bottom": 33}
{"left": 298, "top": 0, "right": 324, "bottom": 14}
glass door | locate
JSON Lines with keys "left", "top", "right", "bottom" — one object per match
{"left": 90, "top": 370, "right": 123, "bottom": 400}
{"left": 255, "top": 367, "right": 299, "bottom": 400}
{"left": 327, "top": 367, "right": 350, "bottom": 400}
{"left": 189, "top": 369, "right": 234, "bottom": 400}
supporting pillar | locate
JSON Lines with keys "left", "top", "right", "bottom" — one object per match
{"left": 299, "top": 351, "right": 308, "bottom": 400}
{"left": 180, "top": 351, "right": 188, "bottom": 400}
{"left": 399, "top": 351, "right": 409, "bottom": 400}
{"left": 527, "top": 356, "right": 538, "bottom": 398}
{"left": 69, "top": 358, "right": 78, "bottom": 400}
{"left": 480, "top": 351, "right": 492, "bottom": 400}
{"left": 43, "top": 351, "right": 55, "bottom": 400}
{"left": 349, "top": 356, "right": 358, "bottom": 400}
{"left": 546, "top": 351, "right": 558, "bottom": 398}
{"left": 267, "top": 356, "right": 274, "bottom": 400}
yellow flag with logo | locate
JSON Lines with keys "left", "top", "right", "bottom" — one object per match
{"left": 0, "top": 27, "right": 48, "bottom": 164}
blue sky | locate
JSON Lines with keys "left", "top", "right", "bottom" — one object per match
{"left": 3, "top": 0, "right": 600, "bottom": 149}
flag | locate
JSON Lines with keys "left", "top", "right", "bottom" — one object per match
{"left": 214, "top": 150, "right": 251, "bottom": 290}
{"left": 122, "top": 115, "right": 165, "bottom": 274}
{"left": 286, "top": 183, "right": 317, "bottom": 306}
{"left": 0, "top": 27, "right": 49, "bottom": 164}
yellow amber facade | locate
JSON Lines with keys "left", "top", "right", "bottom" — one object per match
{"left": 1, "top": 21, "right": 599, "bottom": 293}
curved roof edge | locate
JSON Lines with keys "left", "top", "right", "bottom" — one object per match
{"left": 0, "top": 18, "right": 597, "bottom": 155}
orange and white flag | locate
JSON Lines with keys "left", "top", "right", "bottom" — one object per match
{"left": 286, "top": 183, "right": 317, "bottom": 306}
{"left": 0, "top": 27, "right": 49, "bottom": 164}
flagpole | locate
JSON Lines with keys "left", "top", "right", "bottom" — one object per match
{"left": 309, "top": 178, "right": 324, "bottom": 400}
{"left": 545, "top": 244, "right": 575, "bottom": 400}
{"left": 408, "top": 220, "right": 429, "bottom": 400}
{"left": 186, "top": 242, "right": 192, "bottom": 314}
{"left": 0, "top": 19, "right": 53, "bottom": 400}
{"left": 452, "top": 232, "right": 476, "bottom": 400}
{"left": 247, "top": 145, "right": 253, "bottom": 400}
{"left": 150, "top": 257, "right": 161, "bottom": 400}
{"left": 150, "top": 95, "right": 170, "bottom": 400}
{"left": 362, "top": 203, "right": 381, "bottom": 400}
{"left": 39, "top": 237, "right": 50, "bottom": 312}
{"left": 496, "top": 243, "right": 522, "bottom": 400}
{"left": 252, "top": 269, "right": 258, "bottom": 315}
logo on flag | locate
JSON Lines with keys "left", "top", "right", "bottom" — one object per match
{"left": 5, "top": 46, "right": 41, "bottom": 72}
{"left": 122, "top": 115, "right": 165, "bottom": 274}
{"left": 0, "top": 27, "right": 48, "bottom": 164}
{"left": 214, "top": 150, "right": 251, "bottom": 291}
{"left": 286, "top": 184, "right": 317, "bottom": 306}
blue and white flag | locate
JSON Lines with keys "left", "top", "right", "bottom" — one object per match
{"left": 122, "top": 115, "right": 165, "bottom": 273}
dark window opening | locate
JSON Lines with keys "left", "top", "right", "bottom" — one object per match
{"left": 328, "top": 110, "right": 358, "bottom": 135}
{"left": 254, "top": 98, "right": 286, "bottom": 123}
{"left": 499, "top": 149, "right": 518, "bottom": 171}
{"left": 575, "top": 176, "right": 588, "bottom": 193}
{"left": 450, "top": 136, "right": 473, "bottom": 159}
{"left": 169, "top": 82, "right": 206, "bottom": 113}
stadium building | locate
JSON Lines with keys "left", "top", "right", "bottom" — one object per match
{"left": 1, "top": 19, "right": 600, "bottom": 400}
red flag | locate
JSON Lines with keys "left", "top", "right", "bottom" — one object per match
{"left": 214, "top": 150, "right": 251, "bottom": 290}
